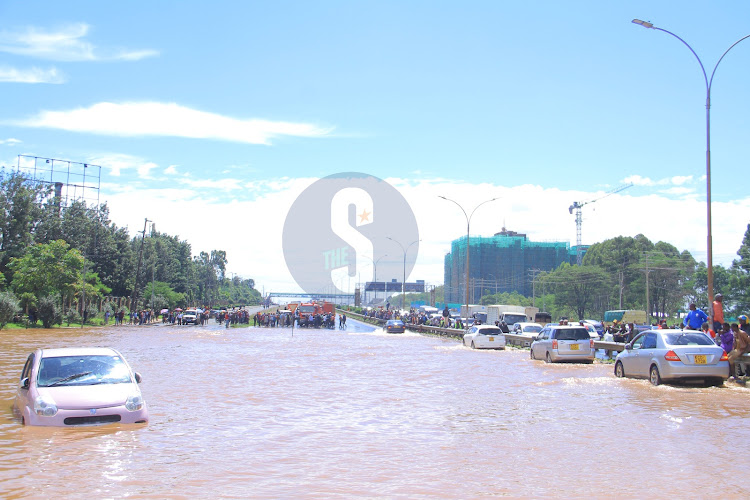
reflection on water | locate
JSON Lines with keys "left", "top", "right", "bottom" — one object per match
{"left": 1, "top": 319, "right": 749, "bottom": 498}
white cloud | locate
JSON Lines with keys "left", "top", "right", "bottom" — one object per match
{"left": 671, "top": 175, "right": 693, "bottom": 186}
{"left": 13, "top": 101, "right": 334, "bottom": 145}
{"left": 100, "top": 177, "right": 750, "bottom": 297}
{"left": 137, "top": 162, "right": 158, "bottom": 179}
{"left": 86, "top": 153, "right": 155, "bottom": 177}
{"left": 0, "top": 138, "right": 22, "bottom": 145}
{"left": 623, "top": 174, "right": 654, "bottom": 186}
{"left": 0, "top": 23, "right": 158, "bottom": 62}
{"left": 660, "top": 186, "right": 695, "bottom": 196}
{"left": 0, "top": 66, "right": 65, "bottom": 83}
{"left": 164, "top": 165, "right": 178, "bottom": 175}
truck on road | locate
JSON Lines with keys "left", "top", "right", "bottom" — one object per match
{"left": 487, "top": 305, "right": 540, "bottom": 332}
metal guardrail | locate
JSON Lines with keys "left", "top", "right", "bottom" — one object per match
{"left": 339, "top": 312, "right": 750, "bottom": 363}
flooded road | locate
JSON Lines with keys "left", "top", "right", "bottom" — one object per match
{"left": 1, "top": 319, "right": 748, "bottom": 498}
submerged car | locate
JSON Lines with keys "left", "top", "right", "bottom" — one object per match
{"left": 463, "top": 325, "right": 506, "bottom": 349}
{"left": 14, "top": 347, "right": 148, "bottom": 426}
{"left": 385, "top": 320, "right": 405, "bottom": 334}
{"left": 614, "top": 329, "right": 729, "bottom": 386}
{"left": 530, "top": 325, "right": 595, "bottom": 363}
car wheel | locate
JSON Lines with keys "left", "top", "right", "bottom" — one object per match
{"left": 545, "top": 352, "right": 552, "bottom": 363}
{"left": 614, "top": 361, "right": 625, "bottom": 378}
{"left": 471, "top": 341, "right": 476, "bottom": 349}
{"left": 530, "top": 349, "right": 536, "bottom": 360}
{"left": 649, "top": 365, "right": 661, "bottom": 386}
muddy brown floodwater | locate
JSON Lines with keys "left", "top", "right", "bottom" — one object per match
{"left": 0, "top": 319, "right": 748, "bottom": 498}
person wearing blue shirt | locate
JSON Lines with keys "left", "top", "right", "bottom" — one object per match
{"left": 683, "top": 303, "right": 708, "bottom": 330}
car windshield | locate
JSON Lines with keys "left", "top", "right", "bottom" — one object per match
{"left": 663, "top": 332, "right": 714, "bottom": 346}
{"left": 554, "top": 328, "right": 590, "bottom": 341}
{"left": 388, "top": 321, "right": 403, "bottom": 326}
{"left": 299, "top": 306, "right": 315, "bottom": 312}
{"left": 523, "top": 325, "right": 542, "bottom": 333}
{"left": 38, "top": 355, "right": 133, "bottom": 387}
{"left": 479, "top": 327, "right": 502, "bottom": 335}
{"left": 504, "top": 314, "right": 526, "bottom": 324}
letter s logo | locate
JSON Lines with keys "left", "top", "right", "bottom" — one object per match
{"left": 330, "top": 188, "right": 373, "bottom": 288}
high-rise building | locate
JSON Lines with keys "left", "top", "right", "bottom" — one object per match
{"left": 444, "top": 228, "right": 580, "bottom": 303}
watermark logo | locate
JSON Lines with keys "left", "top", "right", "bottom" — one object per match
{"left": 282, "top": 172, "right": 419, "bottom": 295}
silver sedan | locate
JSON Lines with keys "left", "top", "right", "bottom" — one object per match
{"left": 614, "top": 329, "right": 729, "bottom": 386}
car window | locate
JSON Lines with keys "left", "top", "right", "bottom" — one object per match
{"left": 631, "top": 333, "right": 646, "bottom": 349}
{"left": 524, "top": 325, "right": 542, "bottom": 334}
{"left": 21, "top": 354, "right": 34, "bottom": 381}
{"left": 553, "top": 328, "right": 590, "bottom": 341}
{"left": 479, "top": 327, "right": 501, "bottom": 335}
{"left": 663, "top": 332, "right": 714, "bottom": 346}
{"left": 540, "top": 328, "right": 550, "bottom": 340}
{"left": 642, "top": 333, "right": 657, "bottom": 349}
{"left": 38, "top": 355, "right": 132, "bottom": 387}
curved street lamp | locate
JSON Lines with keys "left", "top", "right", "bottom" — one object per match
{"left": 632, "top": 19, "right": 750, "bottom": 326}
{"left": 386, "top": 237, "right": 420, "bottom": 311}
{"left": 439, "top": 196, "right": 499, "bottom": 313}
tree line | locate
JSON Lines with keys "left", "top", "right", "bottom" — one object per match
{"left": 478, "top": 230, "right": 750, "bottom": 323}
{"left": 0, "top": 172, "right": 260, "bottom": 328}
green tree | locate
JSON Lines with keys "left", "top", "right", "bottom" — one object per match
{"left": 729, "top": 223, "right": 750, "bottom": 316}
{"left": 0, "top": 290, "right": 19, "bottom": 329}
{"left": 8, "top": 240, "right": 84, "bottom": 301}
{"left": 37, "top": 295, "right": 62, "bottom": 328}
{"left": 0, "top": 172, "right": 48, "bottom": 279}
{"left": 540, "top": 263, "right": 610, "bottom": 320}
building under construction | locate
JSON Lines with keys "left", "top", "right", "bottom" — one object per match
{"left": 444, "top": 228, "right": 581, "bottom": 303}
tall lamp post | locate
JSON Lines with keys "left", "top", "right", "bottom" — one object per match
{"left": 386, "top": 237, "right": 420, "bottom": 311}
{"left": 439, "top": 196, "right": 499, "bottom": 315}
{"left": 632, "top": 19, "right": 750, "bottom": 326}
{"left": 362, "top": 254, "right": 387, "bottom": 305}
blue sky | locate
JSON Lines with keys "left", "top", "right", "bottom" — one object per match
{"left": 1, "top": 1, "right": 749, "bottom": 294}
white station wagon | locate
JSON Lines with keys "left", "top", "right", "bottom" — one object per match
{"left": 463, "top": 325, "right": 506, "bottom": 350}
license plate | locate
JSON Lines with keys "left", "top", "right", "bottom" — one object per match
{"left": 489, "top": 337, "right": 494, "bottom": 341}
{"left": 570, "top": 344, "right": 579, "bottom": 350}
{"left": 695, "top": 354, "right": 706, "bottom": 364}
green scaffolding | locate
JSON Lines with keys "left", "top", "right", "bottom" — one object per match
{"left": 444, "top": 233, "right": 570, "bottom": 303}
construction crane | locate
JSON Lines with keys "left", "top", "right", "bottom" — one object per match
{"left": 569, "top": 183, "right": 633, "bottom": 265}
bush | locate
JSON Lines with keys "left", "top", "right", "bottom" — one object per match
{"left": 0, "top": 291, "right": 20, "bottom": 330}
{"left": 38, "top": 296, "right": 62, "bottom": 328}
{"left": 65, "top": 308, "right": 81, "bottom": 326}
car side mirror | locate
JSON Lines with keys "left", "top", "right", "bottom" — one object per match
{"left": 21, "top": 377, "right": 29, "bottom": 390}
{"left": 134, "top": 372, "right": 143, "bottom": 384}
{"left": 625, "top": 344, "right": 632, "bottom": 351}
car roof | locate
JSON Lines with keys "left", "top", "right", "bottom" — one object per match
{"left": 40, "top": 347, "right": 119, "bottom": 358}
{"left": 549, "top": 325, "right": 589, "bottom": 329}
{"left": 475, "top": 324, "right": 501, "bottom": 329}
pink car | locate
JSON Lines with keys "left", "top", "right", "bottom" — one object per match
{"left": 14, "top": 347, "right": 148, "bottom": 426}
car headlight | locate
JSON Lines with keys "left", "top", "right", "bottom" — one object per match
{"left": 34, "top": 395, "right": 58, "bottom": 417}
{"left": 125, "top": 393, "right": 144, "bottom": 411}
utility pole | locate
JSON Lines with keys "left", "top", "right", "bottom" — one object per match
{"left": 131, "top": 218, "right": 151, "bottom": 312}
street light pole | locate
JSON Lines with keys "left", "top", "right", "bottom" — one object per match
{"left": 439, "top": 196, "right": 499, "bottom": 315}
{"left": 386, "top": 237, "right": 420, "bottom": 312}
{"left": 632, "top": 18, "right": 750, "bottom": 327}
{"left": 361, "top": 254, "right": 387, "bottom": 305}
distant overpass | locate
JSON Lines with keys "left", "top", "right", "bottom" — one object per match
{"left": 266, "top": 292, "right": 355, "bottom": 304}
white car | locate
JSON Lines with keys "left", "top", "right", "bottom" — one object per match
{"left": 511, "top": 322, "right": 543, "bottom": 337}
{"left": 182, "top": 310, "right": 200, "bottom": 324}
{"left": 463, "top": 325, "right": 506, "bottom": 349}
